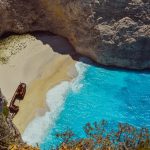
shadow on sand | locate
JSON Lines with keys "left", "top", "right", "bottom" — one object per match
{"left": 32, "top": 32, "right": 81, "bottom": 60}
{"left": 32, "top": 32, "right": 150, "bottom": 74}
{"left": 1, "top": 31, "right": 149, "bottom": 73}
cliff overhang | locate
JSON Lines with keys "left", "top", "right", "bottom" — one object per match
{"left": 0, "top": 0, "right": 150, "bottom": 69}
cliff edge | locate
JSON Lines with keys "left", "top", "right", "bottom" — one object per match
{"left": 0, "top": 89, "right": 40, "bottom": 150}
{"left": 0, "top": 89, "right": 23, "bottom": 149}
{"left": 0, "top": 0, "right": 150, "bottom": 69}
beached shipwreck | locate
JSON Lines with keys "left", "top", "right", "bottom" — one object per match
{"left": 0, "top": 0, "right": 150, "bottom": 149}
{"left": 0, "top": 88, "right": 23, "bottom": 150}
{"left": 0, "top": 84, "right": 37, "bottom": 149}
{"left": 9, "top": 83, "right": 26, "bottom": 118}
{"left": 0, "top": 0, "right": 150, "bottom": 69}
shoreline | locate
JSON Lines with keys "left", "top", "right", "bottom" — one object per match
{"left": 0, "top": 33, "right": 77, "bottom": 133}
{"left": 22, "top": 61, "right": 88, "bottom": 146}
{"left": 22, "top": 81, "right": 71, "bottom": 145}
{"left": 14, "top": 55, "right": 76, "bottom": 134}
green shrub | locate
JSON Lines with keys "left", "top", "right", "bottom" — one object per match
{"left": 3, "top": 106, "right": 9, "bottom": 118}
{"left": 1, "top": 100, "right": 9, "bottom": 118}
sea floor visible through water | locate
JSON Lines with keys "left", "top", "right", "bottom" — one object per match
{"left": 22, "top": 59, "right": 150, "bottom": 149}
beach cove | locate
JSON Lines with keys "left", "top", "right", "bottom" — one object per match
{"left": 22, "top": 59, "right": 150, "bottom": 149}
{"left": 0, "top": 32, "right": 150, "bottom": 150}
{"left": 0, "top": 33, "right": 77, "bottom": 133}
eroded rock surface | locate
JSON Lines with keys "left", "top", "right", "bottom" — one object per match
{"left": 0, "top": 90, "right": 23, "bottom": 150}
{"left": 0, "top": 0, "right": 150, "bottom": 69}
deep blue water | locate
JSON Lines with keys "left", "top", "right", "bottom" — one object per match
{"left": 40, "top": 63, "right": 150, "bottom": 149}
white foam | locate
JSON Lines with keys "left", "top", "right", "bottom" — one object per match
{"left": 22, "top": 60, "right": 89, "bottom": 146}
{"left": 71, "top": 61, "right": 88, "bottom": 92}
{"left": 22, "top": 81, "right": 70, "bottom": 145}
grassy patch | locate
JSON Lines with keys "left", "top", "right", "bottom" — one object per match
{"left": 0, "top": 34, "right": 35, "bottom": 64}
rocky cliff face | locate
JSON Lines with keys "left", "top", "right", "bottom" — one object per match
{"left": 0, "top": 114, "right": 22, "bottom": 149}
{"left": 0, "top": 90, "right": 23, "bottom": 150}
{"left": 0, "top": 90, "right": 39, "bottom": 150}
{"left": 0, "top": 0, "right": 149, "bottom": 69}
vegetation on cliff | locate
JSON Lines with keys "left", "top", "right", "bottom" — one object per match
{"left": 56, "top": 120, "right": 150, "bottom": 150}
{"left": 0, "top": 91, "right": 23, "bottom": 150}
{"left": 0, "top": 114, "right": 21, "bottom": 150}
{"left": 0, "top": 89, "right": 40, "bottom": 150}
{"left": 9, "top": 144, "right": 39, "bottom": 150}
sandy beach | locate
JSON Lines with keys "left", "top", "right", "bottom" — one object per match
{"left": 0, "top": 33, "right": 77, "bottom": 133}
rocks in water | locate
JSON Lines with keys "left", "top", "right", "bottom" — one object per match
{"left": 0, "top": 0, "right": 149, "bottom": 69}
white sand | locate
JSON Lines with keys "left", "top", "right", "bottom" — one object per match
{"left": 0, "top": 34, "right": 77, "bottom": 133}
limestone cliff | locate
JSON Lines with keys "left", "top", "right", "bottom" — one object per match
{"left": 0, "top": 114, "right": 22, "bottom": 150}
{"left": 0, "top": 90, "right": 23, "bottom": 149}
{"left": 0, "top": 90, "right": 40, "bottom": 150}
{"left": 0, "top": 0, "right": 150, "bottom": 69}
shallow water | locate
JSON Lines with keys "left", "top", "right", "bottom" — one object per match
{"left": 38, "top": 61, "right": 150, "bottom": 149}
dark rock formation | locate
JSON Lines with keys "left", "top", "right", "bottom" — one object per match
{"left": 0, "top": 114, "right": 23, "bottom": 149}
{"left": 0, "top": 90, "right": 23, "bottom": 150}
{"left": 0, "top": 0, "right": 150, "bottom": 69}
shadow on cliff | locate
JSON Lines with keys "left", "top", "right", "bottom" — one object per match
{"left": 32, "top": 32, "right": 150, "bottom": 74}
{"left": 1, "top": 31, "right": 150, "bottom": 73}
{"left": 32, "top": 32, "right": 93, "bottom": 65}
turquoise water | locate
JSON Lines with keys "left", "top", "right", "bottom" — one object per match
{"left": 40, "top": 63, "right": 150, "bottom": 149}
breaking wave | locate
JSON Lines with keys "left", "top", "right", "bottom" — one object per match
{"left": 22, "top": 60, "right": 89, "bottom": 146}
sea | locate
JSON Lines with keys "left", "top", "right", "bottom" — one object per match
{"left": 22, "top": 58, "right": 150, "bottom": 149}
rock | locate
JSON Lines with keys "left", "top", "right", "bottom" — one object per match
{"left": 0, "top": 0, "right": 149, "bottom": 69}
{"left": 0, "top": 91, "right": 23, "bottom": 150}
